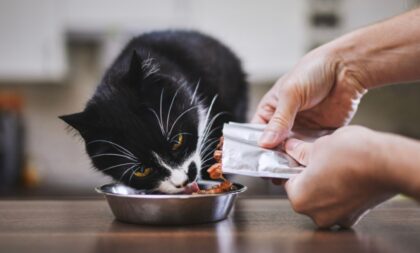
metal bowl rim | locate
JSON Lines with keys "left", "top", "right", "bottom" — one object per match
{"left": 95, "top": 181, "right": 247, "bottom": 199}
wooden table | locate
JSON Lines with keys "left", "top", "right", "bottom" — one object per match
{"left": 0, "top": 197, "right": 419, "bottom": 253}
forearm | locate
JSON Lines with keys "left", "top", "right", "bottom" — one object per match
{"left": 328, "top": 8, "right": 420, "bottom": 89}
{"left": 380, "top": 132, "right": 420, "bottom": 201}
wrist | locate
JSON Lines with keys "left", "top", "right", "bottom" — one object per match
{"left": 325, "top": 31, "right": 379, "bottom": 90}
{"left": 360, "top": 130, "right": 398, "bottom": 192}
{"left": 380, "top": 133, "right": 420, "bottom": 198}
{"left": 371, "top": 131, "right": 420, "bottom": 200}
{"left": 368, "top": 132, "right": 400, "bottom": 192}
{"left": 324, "top": 8, "right": 420, "bottom": 89}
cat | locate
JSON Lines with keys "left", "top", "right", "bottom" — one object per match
{"left": 60, "top": 30, "right": 247, "bottom": 194}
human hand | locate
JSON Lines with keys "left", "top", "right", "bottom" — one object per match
{"left": 283, "top": 126, "right": 396, "bottom": 228}
{"left": 252, "top": 45, "right": 367, "bottom": 148}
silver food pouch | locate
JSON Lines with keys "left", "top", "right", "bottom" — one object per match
{"left": 221, "top": 122, "right": 301, "bottom": 179}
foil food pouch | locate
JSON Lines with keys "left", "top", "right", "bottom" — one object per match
{"left": 221, "top": 122, "right": 301, "bottom": 179}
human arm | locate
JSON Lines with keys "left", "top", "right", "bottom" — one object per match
{"left": 253, "top": 8, "right": 420, "bottom": 148}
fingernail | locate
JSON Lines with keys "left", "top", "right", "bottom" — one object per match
{"left": 259, "top": 130, "right": 280, "bottom": 147}
{"left": 285, "top": 139, "right": 300, "bottom": 151}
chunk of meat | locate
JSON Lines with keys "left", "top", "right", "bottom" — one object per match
{"left": 195, "top": 137, "right": 234, "bottom": 194}
{"left": 213, "top": 150, "right": 222, "bottom": 162}
{"left": 208, "top": 163, "right": 222, "bottom": 179}
{"left": 196, "top": 180, "right": 233, "bottom": 194}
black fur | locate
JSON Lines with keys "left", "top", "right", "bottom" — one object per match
{"left": 60, "top": 30, "right": 247, "bottom": 192}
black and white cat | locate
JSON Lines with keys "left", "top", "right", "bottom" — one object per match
{"left": 60, "top": 31, "right": 247, "bottom": 193}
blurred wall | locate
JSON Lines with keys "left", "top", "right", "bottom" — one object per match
{"left": 3, "top": 42, "right": 111, "bottom": 195}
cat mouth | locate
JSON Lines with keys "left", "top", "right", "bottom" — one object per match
{"left": 182, "top": 182, "right": 200, "bottom": 194}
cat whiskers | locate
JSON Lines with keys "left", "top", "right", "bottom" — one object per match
{"left": 151, "top": 82, "right": 201, "bottom": 141}
{"left": 118, "top": 164, "right": 139, "bottom": 183}
{"left": 101, "top": 162, "right": 140, "bottom": 172}
{"left": 201, "top": 157, "right": 216, "bottom": 167}
{"left": 203, "top": 95, "right": 218, "bottom": 132}
{"left": 201, "top": 141, "right": 222, "bottom": 168}
{"left": 169, "top": 132, "right": 192, "bottom": 143}
{"left": 166, "top": 81, "right": 188, "bottom": 136}
{"left": 129, "top": 167, "right": 141, "bottom": 185}
{"left": 167, "top": 105, "right": 200, "bottom": 139}
{"left": 159, "top": 88, "right": 165, "bottom": 136}
{"left": 200, "top": 138, "right": 220, "bottom": 159}
{"left": 200, "top": 112, "right": 227, "bottom": 144}
{"left": 199, "top": 95, "right": 218, "bottom": 145}
{"left": 91, "top": 153, "right": 137, "bottom": 162}
{"left": 201, "top": 146, "right": 218, "bottom": 164}
{"left": 88, "top": 140, "right": 136, "bottom": 159}
{"left": 199, "top": 114, "right": 226, "bottom": 159}
{"left": 194, "top": 95, "right": 224, "bottom": 167}
{"left": 199, "top": 126, "right": 222, "bottom": 152}
{"left": 148, "top": 108, "right": 165, "bottom": 136}
{"left": 190, "top": 79, "right": 200, "bottom": 105}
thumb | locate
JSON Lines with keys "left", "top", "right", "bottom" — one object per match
{"left": 284, "top": 174, "right": 305, "bottom": 214}
{"left": 284, "top": 138, "right": 312, "bottom": 166}
{"left": 259, "top": 91, "right": 300, "bottom": 148}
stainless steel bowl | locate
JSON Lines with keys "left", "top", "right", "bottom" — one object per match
{"left": 96, "top": 180, "right": 246, "bottom": 225}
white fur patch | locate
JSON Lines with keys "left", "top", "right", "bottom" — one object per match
{"left": 142, "top": 57, "right": 160, "bottom": 78}
{"left": 153, "top": 150, "right": 201, "bottom": 194}
{"left": 158, "top": 180, "right": 182, "bottom": 193}
{"left": 195, "top": 104, "right": 207, "bottom": 178}
{"left": 153, "top": 97, "right": 207, "bottom": 194}
{"left": 153, "top": 108, "right": 205, "bottom": 194}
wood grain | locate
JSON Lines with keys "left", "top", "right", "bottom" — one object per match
{"left": 0, "top": 197, "right": 419, "bottom": 253}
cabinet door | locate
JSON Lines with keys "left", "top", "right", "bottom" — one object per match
{"left": 0, "top": 0, "right": 66, "bottom": 83}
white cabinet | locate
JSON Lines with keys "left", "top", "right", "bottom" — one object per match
{"left": 0, "top": 0, "right": 66, "bottom": 82}
{"left": 64, "top": 0, "right": 309, "bottom": 84}
{"left": 1, "top": 0, "right": 414, "bottom": 84}
{"left": 0, "top": 0, "right": 307, "bottom": 84}
{"left": 61, "top": 0, "right": 188, "bottom": 33}
{"left": 187, "top": 0, "right": 308, "bottom": 83}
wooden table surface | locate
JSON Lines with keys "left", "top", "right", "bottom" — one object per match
{"left": 0, "top": 197, "right": 419, "bottom": 253}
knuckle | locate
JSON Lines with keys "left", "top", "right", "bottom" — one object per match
{"left": 289, "top": 196, "right": 307, "bottom": 214}
{"left": 283, "top": 81, "right": 305, "bottom": 104}
{"left": 270, "top": 115, "right": 290, "bottom": 129}
{"left": 312, "top": 214, "right": 334, "bottom": 228}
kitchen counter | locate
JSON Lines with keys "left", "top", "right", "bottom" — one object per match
{"left": 0, "top": 197, "right": 419, "bottom": 253}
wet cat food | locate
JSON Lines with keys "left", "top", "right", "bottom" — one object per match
{"left": 195, "top": 137, "right": 235, "bottom": 194}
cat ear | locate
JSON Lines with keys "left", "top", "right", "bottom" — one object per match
{"left": 126, "top": 50, "right": 144, "bottom": 83}
{"left": 59, "top": 112, "right": 89, "bottom": 134}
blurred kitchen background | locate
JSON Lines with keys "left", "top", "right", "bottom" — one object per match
{"left": 0, "top": 0, "right": 419, "bottom": 197}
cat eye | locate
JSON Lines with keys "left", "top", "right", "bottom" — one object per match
{"left": 134, "top": 167, "right": 152, "bottom": 177}
{"left": 171, "top": 133, "right": 184, "bottom": 151}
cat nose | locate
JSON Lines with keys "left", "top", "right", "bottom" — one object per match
{"left": 175, "top": 180, "right": 188, "bottom": 188}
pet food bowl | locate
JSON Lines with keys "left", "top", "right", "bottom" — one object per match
{"left": 96, "top": 180, "right": 246, "bottom": 225}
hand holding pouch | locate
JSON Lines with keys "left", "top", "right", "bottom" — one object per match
{"left": 221, "top": 122, "right": 301, "bottom": 179}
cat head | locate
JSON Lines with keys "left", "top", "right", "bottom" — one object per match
{"left": 60, "top": 51, "right": 213, "bottom": 193}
